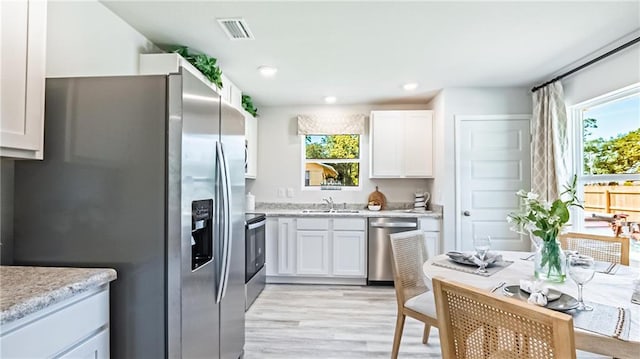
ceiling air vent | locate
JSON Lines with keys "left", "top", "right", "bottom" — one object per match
{"left": 217, "top": 18, "right": 254, "bottom": 40}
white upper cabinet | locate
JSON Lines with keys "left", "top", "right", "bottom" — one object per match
{"left": 0, "top": 0, "right": 47, "bottom": 159}
{"left": 221, "top": 74, "right": 243, "bottom": 110}
{"left": 244, "top": 111, "right": 258, "bottom": 179}
{"left": 369, "top": 110, "right": 434, "bottom": 178}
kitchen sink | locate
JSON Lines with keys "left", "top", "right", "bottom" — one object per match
{"left": 300, "top": 209, "right": 360, "bottom": 214}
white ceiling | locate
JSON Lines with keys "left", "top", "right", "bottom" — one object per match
{"left": 101, "top": 1, "right": 640, "bottom": 106}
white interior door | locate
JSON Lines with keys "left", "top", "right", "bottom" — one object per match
{"left": 457, "top": 115, "right": 531, "bottom": 251}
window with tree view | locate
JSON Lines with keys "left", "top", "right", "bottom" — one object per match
{"left": 576, "top": 88, "right": 640, "bottom": 233}
{"left": 304, "top": 135, "right": 360, "bottom": 188}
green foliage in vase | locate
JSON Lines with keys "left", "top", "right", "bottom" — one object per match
{"left": 507, "top": 175, "right": 583, "bottom": 277}
{"left": 170, "top": 46, "right": 223, "bottom": 90}
{"left": 242, "top": 95, "right": 258, "bottom": 117}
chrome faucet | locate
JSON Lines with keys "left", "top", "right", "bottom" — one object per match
{"left": 323, "top": 197, "right": 334, "bottom": 211}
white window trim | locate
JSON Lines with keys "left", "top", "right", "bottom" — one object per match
{"left": 300, "top": 135, "right": 362, "bottom": 191}
{"left": 569, "top": 82, "right": 640, "bottom": 230}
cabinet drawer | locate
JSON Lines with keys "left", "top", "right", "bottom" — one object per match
{"left": 1, "top": 287, "right": 109, "bottom": 358}
{"left": 296, "top": 218, "right": 329, "bottom": 230}
{"left": 419, "top": 218, "right": 440, "bottom": 231}
{"left": 333, "top": 218, "right": 366, "bottom": 231}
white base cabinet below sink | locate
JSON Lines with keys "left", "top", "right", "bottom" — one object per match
{"left": 1, "top": 286, "right": 110, "bottom": 359}
{"left": 265, "top": 217, "right": 367, "bottom": 284}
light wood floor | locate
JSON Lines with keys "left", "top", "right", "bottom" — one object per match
{"left": 244, "top": 284, "right": 608, "bottom": 359}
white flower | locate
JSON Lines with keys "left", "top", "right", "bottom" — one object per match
{"left": 526, "top": 192, "right": 539, "bottom": 201}
{"left": 542, "top": 201, "right": 552, "bottom": 211}
{"left": 506, "top": 216, "right": 513, "bottom": 223}
{"left": 548, "top": 215, "right": 560, "bottom": 225}
{"left": 516, "top": 189, "right": 527, "bottom": 196}
{"left": 524, "top": 223, "right": 538, "bottom": 232}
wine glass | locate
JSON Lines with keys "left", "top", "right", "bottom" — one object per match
{"left": 474, "top": 235, "right": 492, "bottom": 273}
{"left": 567, "top": 255, "right": 596, "bottom": 311}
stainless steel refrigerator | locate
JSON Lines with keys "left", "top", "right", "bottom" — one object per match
{"left": 13, "top": 67, "right": 246, "bottom": 359}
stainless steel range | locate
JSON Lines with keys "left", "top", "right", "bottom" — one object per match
{"left": 245, "top": 213, "right": 266, "bottom": 310}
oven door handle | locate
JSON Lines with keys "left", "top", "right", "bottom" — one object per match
{"left": 247, "top": 219, "right": 266, "bottom": 230}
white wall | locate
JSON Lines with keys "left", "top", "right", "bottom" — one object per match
{"left": 248, "top": 104, "right": 433, "bottom": 205}
{"left": 563, "top": 32, "right": 640, "bottom": 106}
{"left": 427, "top": 87, "right": 532, "bottom": 252}
{"left": 46, "top": 0, "right": 158, "bottom": 77}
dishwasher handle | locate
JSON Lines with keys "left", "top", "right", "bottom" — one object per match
{"left": 370, "top": 222, "right": 418, "bottom": 229}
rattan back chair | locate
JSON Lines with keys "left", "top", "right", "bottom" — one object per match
{"left": 389, "top": 230, "right": 438, "bottom": 359}
{"left": 433, "top": 277, "right": 576, "bottom": 359}
{"left": 559, "top": 232, "right": 629, "bottom": 265}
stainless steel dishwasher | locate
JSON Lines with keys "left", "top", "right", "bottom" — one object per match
{"left": 367, "top": 217, "right": 418, "bottom": 285}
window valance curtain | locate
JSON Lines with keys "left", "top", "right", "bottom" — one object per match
{"left": 297, "top": 114, "right": 366, "bottom": 135}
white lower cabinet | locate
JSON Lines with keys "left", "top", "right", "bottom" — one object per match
{"left": 296, "top": 231, "right": 330, "bottom": 275}
{"left": 266, "top": 216, "right": 367, "bottom": 283}
{"left": 1, "top": 286, "right": 110, "bottom": 358}
{"left": 277, "top": 218, "right": 296, "bottom": 275}
{"left": 58, "top": 328, "right": 109, "bottom": 359}
{"left": 332, "top": 231, "right": 366, "bottom": 276}
{"left": 419, "top": 217, "right": 441, "bottom": 257}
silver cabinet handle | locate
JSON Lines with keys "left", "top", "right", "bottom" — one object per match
{"left": 370, "top": 223, "right": 418, "bottom": 228}
{"left": 463, "top": 211, "right": 471, "bottom": 216}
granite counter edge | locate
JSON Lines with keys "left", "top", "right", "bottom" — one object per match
{"left": 1, "top": 268, "right": 117, "bottom": 326}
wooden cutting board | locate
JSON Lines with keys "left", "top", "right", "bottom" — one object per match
{"left": 367, "top": 186, "right": 387, "bottom": 209}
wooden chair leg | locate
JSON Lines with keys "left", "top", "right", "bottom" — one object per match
{"left": 391, "top": 313, "right": 406, "bottom": 359}
{"left": 422, "top": 324, "right": 431, "bottom": 344}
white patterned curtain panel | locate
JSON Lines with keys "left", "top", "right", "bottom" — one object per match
{"left": 297, "top": 114, "right": 366, "bottom": 135}
{"left": 531, "top": 81, "right": 570, "bottom": 201}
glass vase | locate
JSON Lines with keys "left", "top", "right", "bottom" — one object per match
{"left": 534, "top": 238, "right": 566, "bottom": 283}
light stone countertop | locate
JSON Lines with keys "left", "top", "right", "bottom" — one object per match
{"left": 0, "top": 266, "right": 117, "bottom": 325}
{"left": 255, "top": 208, "right": 442, "bottom": 219}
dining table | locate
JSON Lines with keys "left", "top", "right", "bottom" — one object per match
{"left": 423, "top": 250, "right": 640, "bottom": 359}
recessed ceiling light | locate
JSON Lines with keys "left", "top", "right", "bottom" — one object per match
{"left": 257, "top": 65, "right": 278, "bottom": 77}
{"left": 403, "top": 83, "right": 419, "bottom": 91}
{"left": 324, "top": 96, "right": 337, "bottom": 104}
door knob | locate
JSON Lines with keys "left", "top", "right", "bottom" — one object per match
{"left": 463, "top": 210, "right": 471, "bottom": 216}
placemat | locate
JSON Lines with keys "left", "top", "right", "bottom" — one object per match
{"left": 431, "top": 259, "right": 514, "bottom": 277}
{"left": 571, "top": 301, "right": 631, "bottom": 341}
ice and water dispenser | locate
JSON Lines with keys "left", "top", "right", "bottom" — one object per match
{"left": 191, "top": 199, "right": 213, "bottom": 270}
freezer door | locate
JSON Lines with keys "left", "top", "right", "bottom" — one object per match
{"left": 176, "top": 69, "right": 221, "bottom": 359}
{"left": 220, "top": 100, "right": 246, "bottom": 359}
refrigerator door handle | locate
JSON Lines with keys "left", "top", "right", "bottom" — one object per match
{"left": 215, "top": 142, "right": 228, "bottom": 304}
{"left": 217, "top": 141, "right": 233, "bottom": 301}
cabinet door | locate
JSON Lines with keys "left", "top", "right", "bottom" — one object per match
{"left": 244, "top": 113, "right": 258, "bottom": 178}
{"left": 404, "top": 111, "right": 433, "bottom": 177}
{"left": 277, "top": 218, "right": 296, "bottom": 274}
{"left": 265, "top": 218, "right": 278, "bottom": 276}
{"left": 423, "top": 231, "right": 440, "bottom": 258}
{"left": 332, "top": 231, "right": 366, "bottom": 277}
{"left": 58, "top": 328, "right": 109, "bottom": 359}
{"left": 0, "top": 0, "right": 47, "bottom": 159}
{"left": 296, "top": 231, "right": 329, "bottom": 275}
{"left": 370, "top": 111, "right": 403, "bottom": 177}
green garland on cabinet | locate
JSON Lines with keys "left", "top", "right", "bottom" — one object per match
{"left": 169, "top": 46, "right": 223, "bottom": 90}
{"left": 242, "top": 95, "right": 258, "bottom": 117}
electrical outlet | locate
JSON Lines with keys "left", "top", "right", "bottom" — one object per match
{"left": 286, "top": 188, "right": 294, "bottom": 198}
{"left": 277, "top": 188, "right": 285, "bottom": 198}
